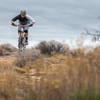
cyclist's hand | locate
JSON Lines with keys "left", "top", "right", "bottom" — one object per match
{"left": 11, "top": 23, "right": 17, "bottom": 27}
{"left": 29, "top": 24, "right": 33, "bottom": 27}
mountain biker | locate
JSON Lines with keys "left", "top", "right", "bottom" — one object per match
{"left": 11, "top": 10, "right": 35, "bottom": 45}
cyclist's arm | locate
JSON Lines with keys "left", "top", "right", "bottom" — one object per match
{"left": 26, "top": 15, "right": 36, "bottom": 25}
{"left": 11, "top": 15, "right": 20, "bottom": 23}
{"left": 11, "top": 15, "right": 20, "bottom": 26}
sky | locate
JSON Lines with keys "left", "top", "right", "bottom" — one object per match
{"left": 0, "top": 0, "right": 100, "bottom": 47}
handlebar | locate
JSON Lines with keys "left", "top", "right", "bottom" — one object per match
{"left": 11, "top": 23, "right": 33, "bottom": 27}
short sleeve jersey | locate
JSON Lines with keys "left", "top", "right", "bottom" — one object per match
{"left": 12, "top": 14, "right": 35, "bottom": 25}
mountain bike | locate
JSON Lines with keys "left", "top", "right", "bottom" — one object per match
{"left": 13, "top": 24, "right": 31, "bottom": 52}
{"left": 18, "top": 25, "right": 27, "bottom": 52}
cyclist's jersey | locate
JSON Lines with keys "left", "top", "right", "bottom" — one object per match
{"left": 12, "top": 14, "right": 35, "bottom": 25}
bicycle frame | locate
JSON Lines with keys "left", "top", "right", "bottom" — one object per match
{"left": 18, "top": 25, "right": 27, "bottom": 52}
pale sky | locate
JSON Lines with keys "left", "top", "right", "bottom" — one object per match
{"left": 0, "top": 0, "right": 100, "bottom": 47}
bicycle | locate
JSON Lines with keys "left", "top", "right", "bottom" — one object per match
{"left": 18, "top": 25, "right": 27, "bottom": 52}
{"left": 12, "top": 24, "right": 32, "bottom": 52}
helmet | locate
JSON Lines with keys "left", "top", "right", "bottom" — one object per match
{"left": 20, "top": 10, "right": 26, "bottom": 15}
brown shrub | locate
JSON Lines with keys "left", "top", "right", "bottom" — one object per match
{"left": 15, "top": 48, "right": 41, "bottom": 67}
{"left": 36, "top": 40, "right": 69, "bottom": 55}
{"left": 0, "top": 44, "right": 17, "bottom": 56}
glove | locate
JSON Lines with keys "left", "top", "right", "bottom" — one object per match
{"left": 11, "top": 23, "right": 17, "bottom": 26}
{"left": 29, "top": 24, "right": 33, "bottom": 27}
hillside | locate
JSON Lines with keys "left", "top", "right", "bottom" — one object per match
{"left": 0, "top": 41, "right": 100, "bottom": 100}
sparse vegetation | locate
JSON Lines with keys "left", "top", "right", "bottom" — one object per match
{"left": 0, "top": 44, "right": 17, "bottom": 56}
{"left": 0, "top": 41, "right": 100, "bottom": 100}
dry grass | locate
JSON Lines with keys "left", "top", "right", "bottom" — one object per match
{"left": 0, "top": 60, "right": 37, "bottom": 100}
{"left": 0, "top": 42, "right": 100, "bottom": 100}
{"left": 26, "top": 46, "right": 100, "bottom": 100}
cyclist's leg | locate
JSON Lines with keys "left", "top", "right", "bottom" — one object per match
{"left": 18, "top": 26, "right": 22, "bottom": 37}
{"left": 24, "top": 30, "right": 28, "bottom": 44}
{"left": 24, "top": 26, "right": 29, "bottom": 44}
{"left": 18, "top": 32, "right": 22, "bottom": 37}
